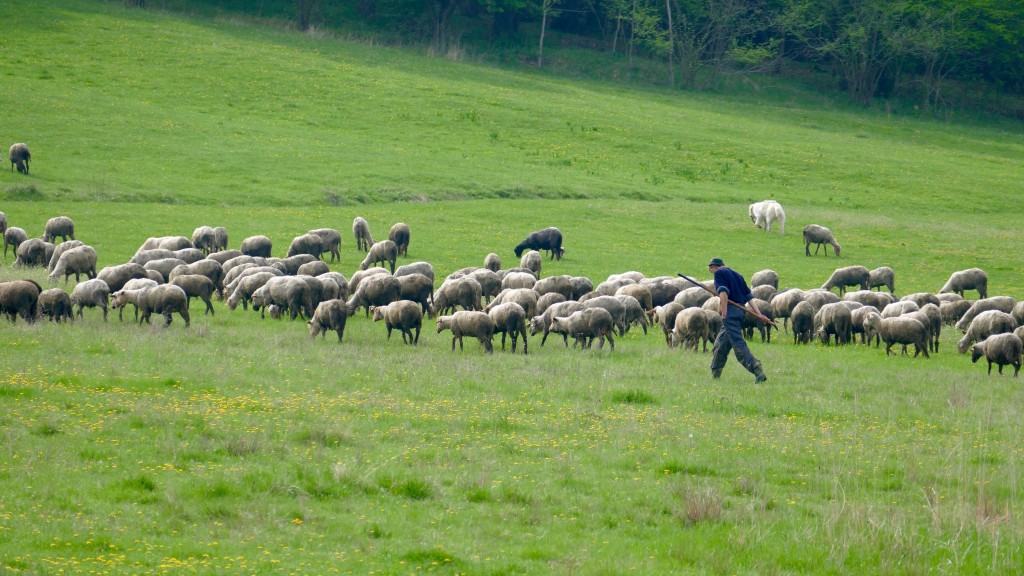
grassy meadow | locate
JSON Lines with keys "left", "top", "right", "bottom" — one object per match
{"left": 2, "top": 0, "right": 1024, "bottom": 574}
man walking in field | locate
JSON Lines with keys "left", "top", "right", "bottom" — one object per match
{"left": 707, "top": 257, "right": 769, "bottom": 383}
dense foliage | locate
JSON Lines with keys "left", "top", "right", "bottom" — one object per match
{"left": 145, "top": 0, "right": 1024, "bottom": 114}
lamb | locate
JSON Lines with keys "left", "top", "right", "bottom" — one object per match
{"left": 821, "top": 266, "right": 870, "bottom": 296}
{"left": 514, "top": 227, "right": 563, "bottom": 261}
{"left": 957, "top": 310, "right": 1017, "bottom": 354}
{"left": 501, "top": 271, "right": 537, "bottom": 291}
{"left": 47, "top": 245, "right": 97, "bottom": 284}
{"left": 790, "top": 301, "right": 815, "bottom": 344}
{"left": 436, "top": 311, "right": 496, "bottom": 353}
{"left": 750, "top": 269, "right": 779, "bottom": 289}
{"left": 394, "top": 261, "right": 436, "bottom": 283}
{"left": 748, "top": 200, "right": 785, "bottom": 234}
{"left": 814, "top": 302, "right": 854, "bottom": 345}
{"left": 112, "top": 278, "right": 158, "bottom": 321}
{"left": 308, "top": 299, "right": 349, "bottom": 342}
{"left": 487, "top": 302, "right": 529, "bottom": 354}
{"left": 252, "top": 276, "right": 314, "bottom": 320}
{"left": 240, "top": 235, "right": 273, "bottom": 258}
{"left": 519, "top": 250, "right": 542, "bottom": 277}
{"left": 651, "top": 303, "right": 685, "bottom": 346}
{"left": 70, "top": 278, "right": 111, "bottom": 322}
{"left": 863, "top": 313, "right": 930, "bottom": 358}
{"left": 14, "top": 238, "right": 51, "bottom": 267}
{"left": 615, "top": 294, "right": 649, "bottom": 335}
{"left": 9, "top": 143, "right": 30, "bottom": 174}
{"left": 372, "top": 300, "right": 424, "bottom": 345}
{"left": 484, "top": 253, "right": 501, "bottom": 272}
{"left": 308, "top": 228, "right": 342, "bottom": 262}
{"left": 43, "top": 216, "right": 75, "bottom": 243}
{"left": 353, "top": 217, "right": 373, "bottom": 252}
{"left": 360, "top": 240, "right": 398, "bottom": 273}
{"left": 133, "top": 284, "right": 191, "bottom": 327}
{"left": 955, "top": 296, "right": 1017, "bottom": 332}
{"left": 486, "top": 288, "right": 539, "bottom": 319}
{"left": 803, "top": 224, "right": 842, "bottom": 257}
{"left": 397, "top": 273, "right": 434, "bottom": 315}
{"left": 170, "top": 274, "right": 217, "bottom": 315}
{"left": 347, "top": 274, "right": 401, "bottom": 317}
{"left": 287, "top": 233, "right": 324, "bottom": 260}
{"left": 671, "top": 307, "right": 708, "bottom": 350}
{"left": 530, "top": 301, "right": 587, "bottom": 346}
{"left": 868, "top": 266, "right": 895, "bottom": 293}
{"left": 47, "top": 240, "right": 84, "bottom": 273}
{"left": 971, "top": 333, "right": 1023, "bottom": 376}
{"left": 297, "top": 261, "right": 330, "bottom": 277}
{"left": 616, "top": 284, "right": 653, "bottom": 312}
{"left": 191, "top": 226, "right": 217, "bottom": 254}
{"left": 388, "top": 223, "right": 410, "bottom": 257}
{"left": 227, "top": 272, "right": 276, "bottom": 311}
{"left": 551, "top": 308, "right": 615, "bottom": 350}
{"left": 534, "top": 275, "right": 574, "bottom": 301}
{"left": 3, "top": 227, "right": 27, "bottom": 258}
{"left": 0, "top": 279, "right": 43, "bottom": 323}
{"left": 39, "top": 288, "right": 74, "bottom": 323}
{"left": 940, "top": 268, "right": 988, "bottom": 299}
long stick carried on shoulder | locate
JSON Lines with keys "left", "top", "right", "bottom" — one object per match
{"left": 677, "top": 273, "right": 778, "bottom": 328}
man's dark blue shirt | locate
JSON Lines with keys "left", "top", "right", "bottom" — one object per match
{"left": 713, "top": 267, "right": 753, "bottom": 306}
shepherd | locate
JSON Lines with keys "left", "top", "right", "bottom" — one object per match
{"left": 682, "top": 259, "right": 770, "bottom": 383}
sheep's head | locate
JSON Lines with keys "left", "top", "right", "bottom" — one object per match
{"left": 371, "top": 306, "right": 386, "bottom": 321}
{"left": 970, "top": 343, "right": 985, "bottom": 363}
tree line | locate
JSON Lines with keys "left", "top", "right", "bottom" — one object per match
{"left": 136, "top": 0, "right": 1024, "bottom": 115}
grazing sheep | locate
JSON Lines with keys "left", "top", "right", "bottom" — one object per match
{"left": 581, "top": 295, "right": 628, "bottom": 336}
{"left": 742, "top": 298, "right": 775, "bottom": 343}
{"left": 388, "top": 223, "right": 411, "bottom": 257}
{"left": 213, "top": 227, "right": 229, "bottom": 252}
{"left": 487, "top": 302, "right": 529, "bottom": 354}
{"left": 47, "top": 240, "right": 84, "bottom": 273}
{"left": 142, "top": 236, "right": 192, "bottom": 252}
{"left": 465, "top": 269, "right": 501, "bottom": 302}
{"left": 240, "top": 235, "right": 273, "bottom": 258}
{"left": 595, "top": 277, "right": 635, "bottom": 297}
{"left": 172, "top": 248, "right": 206, "bottom": 265}
{"left": 317, "top": 271, "right": 350, "bottom": 301}
{"left": 569, "top": 276, "right": 594, "bottom": 300}
{"left": 851, "top": 305, "right": 880, "bottom": 346}
{"left": 674, "top": 286, "right": 713, "bottom": 309}
{"left": 534, "top": 275, "right": 574, "bottom": 301}
{"left": 748, "top": 200, "right": 785, "bottom": 234}
{"left": 360, "top": 240, "right": 398, "bottom": 273}
{"left": 397, "top": 273, "right": 434, "bottom": 315}
{"left": 39, "top": 288, "right": 74, "bottom": 323}
{"left": 70, "top": 278, "right": 111, "bottom": 322}
{"left": 14, "top": 238, "right": 51, "bottom": 268}
{"left": 652, "top": 303, "right": 685, "bottom": 346}
{"left": 770, "top": 288, "right": 805, "bottom": 332}
{"left": 882, "top": 300, "right": 919, "bottom": 318}
{"left": 97, "top": 263, "right": 149, "bottom": 295}
{"left": 9, "top": 143, "right": 30, "bottom": 174}
{"left": 940, "top": 268, "right": 988, "bottom": 299}
{"left": 671, "top": 307, "right": 708, "bottom": 350}
{"left": 47, "top": 245, "right": 97, "bottom": 284}
{"left": 297, "top": 260, "right": 330, "bottom": 277}
{"left": 0, "top": 212, "right": 6, "bottom": 236}
{"left": 615, "top": 294, "right": 649, "bottom": 335}
{"left": 750, "top": 269, "right": 779, "bottom": 289}
{"left": 278, "top": 254, "right": 316, "bottom": 275}
{"left": 814, "top": 302, "right": 854, "bottom": 345}
{"left": 295, "top": 275, "right": 329, "bottom": 314}
{"left": 551, "top": 308, "right": 615, "bottom": 350}
{"left": 226, "top": 271, "right": 276, "bottom": 311}
{"left": 803, "top": 224, "right": 842, "bottom": 257}
{"left": 308, "top": 299, "right": 349, "bottom": 342}
{"left": 941, "top": 299, "right": 972, "bottom": 326}
{"left": 437, "top": 311, "right": 496, "bottom": 353}
{"left": 971, "top": 333, "right": 1023, "bottom": 376}
{"left": 821, "top": 266, "right": 870, "bottom": 296}
{"left": 353, "top": 217, "right": 373, "bottom": 252}
{"left": 700, "top": 309, "right": 723, "bottom": 352}
{"left": 536, "top": 292, "right": 566, "bottom": 316}
{"left": 484, "top": 253, "right": 501, "bottom": 272}
{"left": 223, "top": 262, "right": 276, "bottom": 293}
{"left": 957, "top": 310, "right": 1017, "bottom": 354}
{"left": 394, "top": 261, "right": 436, "bottom": 283}
{"left": 530, "top": 301, "right": 587, "bottom": 347}
{"left": 844, "top": 289, "right": 896, "bottom": 310}
{"left": 868, "top": 266, "right": 895, "bottom": 293}
{"left": 112, "top": 278, "right": 158, "bottom": 321}
{"left": 750, "top": 284, "right": 777, "bottom": 302}
{"left": 130, "top": 249, "right": 176, "bottom": 266}
{"left": 863, "top": 313, "right": 930, "bottom": 358}
{"left": 372, "top": 300, "right": 423, "bottom": 344}
{"left": 431, "top": 277, "right": 483, "bottom": 317}
{"left": 347, "top": 274, "right": 401, "bottom": 317}
{"left": 169, "top": 259, "right": 225, "bottom": 299}
{"left": 501, "top": 271, "right": 537, "bottom": 291}
{"left": 348, "top": 267, "right": 390, "bottom": 295}
{"left": 170, "top": 274, "right": 217, "bottom": 316}
{"left": 134, "top": 284, "right": 191, "bottom": 327}
{"left": 616, "top": 284, "right": 653, "bottom": 312}
{"left": 790, "top": 301, "right": 815, "bottom": 344}
{"left": 955, "top": 296, "right": 1017, "bottom": 332}
{"left": 907, "top": 304, "right": 942, "bottom": 354}
{"left": 43, "top": 216, "right": 75, "bottom": 243}
{"left": 308, "top": 228, "right": 342, "bottom": 263}
{"left": 486, "top": 288, "right": 539, "bottom": 320}
{"left": 514, "top": 227, "right": 563, "bottom": 261}
{"left": 252, "top": 276, "right": 314, "bottom": 320}
{"left": 3, "top": 227, "right": 27, "bottom": 259}
{"left": 287, "top": 233, "right": 324, "bottom": 261}
{"left": 901, "top": 292, "right": 940, "bottom": 309}
{"left": 0, "top": 279, "right": 43, "bottom": 323}
{"left": 144, "top": 258, "right": 188, "bottom": 283}
{"left": 191, "top": 226, "right": 217, "bottom": 255}
{"left": 642, "top": 279, "right": 683, "bottom": 307}
{"left": 607, "top": 271, "right": 645, "bottom": 284}
{"left": 519, "top": 250, "right": 542, "bottom": 277}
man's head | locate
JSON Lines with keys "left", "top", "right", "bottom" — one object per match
{"left": 708, "top": 257, "right": 725, "bottom": 271}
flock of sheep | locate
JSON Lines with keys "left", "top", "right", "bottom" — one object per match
{"left": 0, "top": 203, "right": 1021, "bottom": 376}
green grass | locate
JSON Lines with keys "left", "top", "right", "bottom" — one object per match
{"left": 2, "top": 0, "right": 1024, "bottom": 574}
